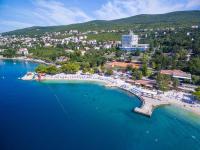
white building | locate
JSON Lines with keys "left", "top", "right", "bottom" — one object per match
{"left": 191, "top": 25, "right": 199, "bottom": 29}
{"left": 103, "top": 44, "right": 112, "bottom": 49}
{"left": 121, "top": 30, "right": 149, "bottom": 51}
{"left": 17, "top": 48, "right": 29, "bottom": 56}
{"left": 0, "top": 49, "right": 5, "bottom": 53}
{"left": 122, "top": 31, "right": 138, "bottom": 48}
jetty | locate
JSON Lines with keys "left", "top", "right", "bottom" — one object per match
{"left": 134, "top": 96, "right": 170, "bottom": 117}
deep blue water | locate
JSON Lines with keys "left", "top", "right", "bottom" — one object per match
{"left": 0, "top": 60, "right": 200, "bottom": 150}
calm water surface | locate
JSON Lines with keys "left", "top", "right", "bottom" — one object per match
{"left": 0, "top": 60, "right": 200, "bottom": 150}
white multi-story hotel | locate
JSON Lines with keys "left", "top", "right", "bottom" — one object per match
{"left": 122, "top": 31, "right": 138, "bottom": 47}
{"left": 121, "top": 30, "right": 149, "bottom": 51}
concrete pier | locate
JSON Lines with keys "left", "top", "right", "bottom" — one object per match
{"left": 134, "top": 96, "right": 170, "bottom": 117}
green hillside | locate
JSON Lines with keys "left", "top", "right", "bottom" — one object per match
{"left": 3, "top": 10, "right": 200, "bottom": 36}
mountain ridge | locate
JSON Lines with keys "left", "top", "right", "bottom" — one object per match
{"left": 3, "top": 10, "right": 200, "bottom": 36}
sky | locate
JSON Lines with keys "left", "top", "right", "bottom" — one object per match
{"left": 0, "top": 0, "right": 200, "bottom": 33}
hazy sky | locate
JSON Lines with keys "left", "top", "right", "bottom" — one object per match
{"left": 0, "top": 0, "right": 200, "bottom": 32}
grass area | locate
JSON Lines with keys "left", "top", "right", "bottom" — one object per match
{"left": 87, "top": 32, "right": 122, "bottom": 41}
{"left": 29, "top": 47, "right": 65, "bottom": 62}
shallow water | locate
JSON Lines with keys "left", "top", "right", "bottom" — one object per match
{"left": 0, "top": 60, "right": 200, "bottom": 150}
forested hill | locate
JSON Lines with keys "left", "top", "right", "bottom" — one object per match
{"left": 3, "top": 10, "right": 200, "bottom": 36}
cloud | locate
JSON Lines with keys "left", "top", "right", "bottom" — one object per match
{"left": 186, "top": 0, "right": 200, "bottom": 8}
{"left": 32, "top": 0, "right": 92, "bottom": 25}
{"left": 95, "top": 0, "right": 200, "bottom": 20}
{"left": 0, "top": 0, "right": 92, "bottom": 32}
{"left": 0, "top": 20, "right": 34, "bottom": 29}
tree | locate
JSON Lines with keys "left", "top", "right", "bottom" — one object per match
{"left": 89, "top": 68, "right": 95, "bottom": 74}
{"left": 100, "top": 65, "right": 105, "bottom": 73}
{"left": 193, "top": 91, "right": 200, "bottom": 100}
{"left": 2, "top": 49, "right": 16, "bottom": 58}
{"left": 81, "top": 62, "right": 90, "bottom": 70}
{"left": 193, "top": 87, "right": 200, "bottom": 101}
{"left": 141, "top": 53, "right": 149, "bottom": 64}
{"left": 195, "top": 87, "right": 200, "bottom": 91}
{"left": 61, "top": 62, "right": 80, "bottom": 74}
{"left": 126, "top": 65, "right": 132, "bottom": 72}
{"left": 132, "top": 69, "right": 143, "bottom": 80}
{"left": 93, "top": 67, "right": 100, "bottom": 74}
{"left": 82, "top": 68, "right": 89, "bottom": 74}
{"left": 156, "top": 73, "right": 171, "bottom": 91}
{"left": 35, "top": 64, "right": 47, "bottom": 73}
{"left": 188, "top": 57, "right": 200, "bottom": 76}
{"left": 134, "top": 49, "right": 141, "bottom": 56}
{"left": 115, "top": 50, "right": 123, "bottom": 57}
{"left": 172, "top": 78, "right": 180, "bottom": 89}
{"left": 105, "top": 69, "right": 113, "bottom": 76}
{"left": 192, "top": 75, "right": 200, "bottom": 85}
{"left": 46, "top": 65, "right": 59, "bottom": 75}
{"left": 141, "top": 63, "right": 148, "bottom": 76}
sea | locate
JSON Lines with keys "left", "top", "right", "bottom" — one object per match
{"left": 0, "top": 59, "right": 200, "bottom": 150}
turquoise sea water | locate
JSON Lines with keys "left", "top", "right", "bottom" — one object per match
{"left": 0, "top": 60, "right": 200, "bottom": 150}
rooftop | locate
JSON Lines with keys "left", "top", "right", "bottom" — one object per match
{"left": 160, "top": 70, "right": 191, "bottom": 80}
{"left": 106, "top": 61, "right": 141, "bottom": 69}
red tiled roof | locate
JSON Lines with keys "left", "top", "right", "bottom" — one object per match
{"left": 107, "top": 61, "right": 141, "bottom": 69}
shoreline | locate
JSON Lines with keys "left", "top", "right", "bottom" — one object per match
{"left": 171, "top": 100, "right": 200, "bottom": 116}
{"left": 20, "top": 72, "right": 200, "bottom": 117}
{"left": 0, "top": 57, "right": 51, "bottom": 65}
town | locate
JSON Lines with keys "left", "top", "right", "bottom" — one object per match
{"left": 1, "top": 0, "right": 200, "bottom": 148}
{"left": 1, "top": 24, "right": 200, "bottom": 113}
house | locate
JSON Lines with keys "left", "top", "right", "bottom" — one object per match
{"left": 191, "top": 25, "right": 199, "bottom": 29}
{"left": 94, "top": 46, "right": 100, "bottom": 50}
{"left": 44, "top": 43, "right": 52, "bottom": 47}
{"left": 0, "top": 49, "right": 5, "bottom": 53}
{"left": 103, "top": 44, "right": 112, "bottom": 49}
{"left": 56, "top": 56, "right": 69, "bottom": 62}
{"left": 160, "top": 70, "right": 191, "bottom": 81}
{"left": 81, "top": 50, "right": 86, "bottom": 56}
{"left": 126, "top": 79, "right": 156, "bottom": 89}
{"left": 17, "top": 48, "right": 29, "bottom": 56}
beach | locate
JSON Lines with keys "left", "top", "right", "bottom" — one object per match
{"left": 21, "top": 72, "right": 200, "bottom": 117}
